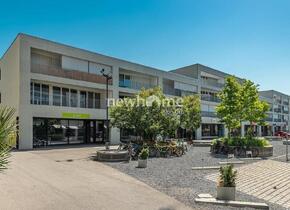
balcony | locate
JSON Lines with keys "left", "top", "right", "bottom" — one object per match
{"left": 283, "top": 110, "right": 289, "bottom": 114}
{"left": 163, "top": 84, "right": 182, "bottom": 96}
{"left": 201, "top": 95, "right": 221, "bottom": 103}
{"left": 265, "top": 117, "right": 273, "bottom": 122}
{"left": 274, "top": 108, "right": 282, "bottom": 113}
{"left": 31, "top": 63, "right": 110, "bottom": 85}
{"left": 119, "top": 80, "right": 154, "bottom": 90}
{"left": 201, "top": 111, "right": 217, "bottom": 118}
{"left": 274, "top": 119, "right": 282, "bottom": 122}
{"left": 201, "top": 80, "right": 224, "bottom": 89}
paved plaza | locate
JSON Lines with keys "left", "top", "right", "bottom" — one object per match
{"left": 207, "top": 159, "right": 290, "bottom": 209}
{"left": 0, "top": 146, "right": 192, "bottom": 210}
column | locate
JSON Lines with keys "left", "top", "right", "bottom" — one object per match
{"left": 196, "top": 126, "right": 202, "bottom": 140}
{"left": 224, "top": 127, "right": 229, "bottom": 137}
{"left": 110, "top": 65, "right": 120, "bottom": 144}
{"left": 241, "top": 123, "right": 245, "bottom": 137}
{"left": 257, "top": 126, "right": 262, "bottom": 137}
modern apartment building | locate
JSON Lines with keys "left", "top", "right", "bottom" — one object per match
{"left": 259, "top": 90, "right": 290, "bottom": 135}
{"left": 0, "top": 33, "right": 288, "bottom": 150}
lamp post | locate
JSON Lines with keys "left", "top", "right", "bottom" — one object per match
{"left": 101, "top": 69, "right": 112, "bottom": 150}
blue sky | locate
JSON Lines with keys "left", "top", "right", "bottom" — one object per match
{"left": 1, "top": 0, "right": 290, "bottom": 93}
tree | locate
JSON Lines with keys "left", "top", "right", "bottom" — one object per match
{"left": 0, "top": 106, "right": 16, "bottom": 172}
{"left": 216, "top": 76, "right": 243, "bottom": 137}
{"left": 240, "top": 80, "right": 269, "bottom": 137}
{"left": 110, "top": 87, "right": 180, "bottom": 140}
{"left": 180, "top": 95, "right": 201, "bottom": 140}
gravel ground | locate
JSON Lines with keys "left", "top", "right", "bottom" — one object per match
{"left": 106, "top": 140, "right": 287, "bottom": 210}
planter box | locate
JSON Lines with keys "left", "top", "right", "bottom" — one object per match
{"left": 211, "top": 145, "right": 273, "bottom": 157}
{"left": 217, "top": 186, "right": 236, "bottom": 200}
{"left": 138, "top": 159, "right": 147, "bottom": 168}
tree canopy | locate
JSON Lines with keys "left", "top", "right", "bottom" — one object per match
{"left": 110, "top": 87, "right": 201, "bottom": 141}
{"left": 216, "top": 77, "right": 269, "bottom": 137}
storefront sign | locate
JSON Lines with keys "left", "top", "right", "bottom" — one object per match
{"left": 62, "top": 112, "right": 90, "bottom": 119}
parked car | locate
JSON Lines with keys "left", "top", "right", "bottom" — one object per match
{"left": 275, "top": 131, "right": 290, "bottom": 138}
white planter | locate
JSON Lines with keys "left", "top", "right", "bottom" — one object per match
{"left": 138, "top": 159, "right": 148, "bottom": 168}
{"left": 217, "top": 186, "right": 236, "bottom": 200}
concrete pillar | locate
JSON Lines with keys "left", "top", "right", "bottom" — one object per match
{"left": 110, "top": 65, "right": 120, "bottom": 144}
{"left": 257, "top": 126, "right": 262, "bottom": 137}
{"left": 241, "top": 123, "right": 245, "bottom": 137}
{"left": 196, "top": 126, "right": 202, "bottom": 140}
{"left": 158, "top": 76, "right": 163, "bottom": 89}
{"left": 224, "top": 127, "right": 229, "bottom": 137}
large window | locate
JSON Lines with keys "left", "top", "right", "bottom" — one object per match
{"left": 53, "top": 87, "right": 61, "bottom": 106}
{"left": 88, "top": 92, "right": 94, "bottom": 108}
{"left": 80, "top": 91, "right": 87, "bottom": 108}
{"left": 31, "top": 81, "right": 103, "bottom": 109}
{"left": 41, "top": 84, "right": 49, "bottom": 105}
{"left": 33, "top": 83, "right": 41, "bottom": 105}
{"left": 95, "top": 93, "right": 101, "bottom": 108}
{"left": 33, "top": 118, "right": 106, "bottom": 147}
{"left": 62, "top": 88, "right": 69, "bottom": 107}
{"left": 70, "top": 89, "right": 78, "bottom": 107}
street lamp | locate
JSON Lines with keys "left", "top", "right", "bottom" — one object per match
{"left": 100, "top": 69, "right": 112, "bottom": 150}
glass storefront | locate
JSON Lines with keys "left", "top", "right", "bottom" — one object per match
{"left": 33, "top": 118, "right": 106, "bottom": 147}
{"left": 202, "top": 124, "right": 224, "bottom": 138}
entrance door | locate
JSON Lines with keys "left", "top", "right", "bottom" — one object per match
{"left": 85, "top": 120, "right": 105, "bottom": 143}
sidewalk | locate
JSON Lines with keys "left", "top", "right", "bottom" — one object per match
{"left": 0, "top": 147, "right": 193, "bottom": 210}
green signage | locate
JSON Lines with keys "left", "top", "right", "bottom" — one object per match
{"left": 62, "top": 112, "right": 90, "bottom": 119}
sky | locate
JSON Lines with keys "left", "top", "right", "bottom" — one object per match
{"left": 1, "top": 0, "right": 290, "bottom": 93}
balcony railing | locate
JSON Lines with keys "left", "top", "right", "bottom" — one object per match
{"left": 201, "top": 95, "right": 221, "bottom": 103}
{"left": 119, "top": 80, "right": 154, "bottom": 90}
{"left": 201, "top": 80, "right": 224, "bottom": 89}
{"left": 265, "top": 117, "right": 273, "bottom": 122}
{"left": 274, "top": 108, "right": 282, "bottom": 113}
{"left": 163, "top": 85, "right": 182, "bottom": 96}
{"left": 274, "top": 119, "right": 282, "bottom": 122}
{"left": 31, "top": 63, "right": 110, "bottom": 85}
{"left": 283, "top": 110, "right": 289, "bottom": 114}
{"left": 201, "top": 111, "right": 217, "bottom": 118}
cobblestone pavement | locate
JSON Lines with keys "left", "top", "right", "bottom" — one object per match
{"left": 207, "top": 159, "right": 290, "bottom": 209}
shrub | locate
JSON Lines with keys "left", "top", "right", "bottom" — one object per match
{"left": 218, "top": 137, "right": 270, "bottom": 148}
{"left": 139, "top": 147, "right": 149, "bottom": 160}
{"left": 218, "top": 164, "right": 237, "bottom": 187}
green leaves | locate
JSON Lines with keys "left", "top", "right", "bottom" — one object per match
{"left": 218, "top": 164, "right": 237, "bottom": 187}
{"left": 0, "top": 106, "right": 16, "bottom": 172}
{"left": 110, "top": 87, "right": 201, "bottom": 140}
{"left": 217, "top": 77, "right": 269, "bottom": 137}
{"left": 180, "top": 95, "right": 201, "bottom": 138}
{"left": 216, "top": 76, "right": 243, "bottom": 136}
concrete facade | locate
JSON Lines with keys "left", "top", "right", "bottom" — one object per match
{"left": 0, "top": 33, "right": 288, "bottom": 150}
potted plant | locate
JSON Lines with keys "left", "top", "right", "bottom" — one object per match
{"left": 217, "top": 164, "right": 237, "bottom": 200}
{"left": 138, "top": 147, "right": 149, "bottom": 168}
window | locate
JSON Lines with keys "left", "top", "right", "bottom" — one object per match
{"left": 119, "top": 74, "right": 131, "bottom": 88}
{"left": 70, "top": 89, "right": 78, "bottom": 107}
{"left": 30, "top": 82, "right": 33, "bottom": 104}
{"left": 88, "top": 92, "right": 94, "bottom": 108}
{"left": 33, "top": 83, "right": 41, "bottom": 105}
{"left": 80, "top": 91, "right": 87, "bottom": 108}
{"left": 53, "top": 87, "right": 61, "bottom": 106}
{"left": 62, "top": 88, "right": 69, "bottom": 107}
{"left": 95, "top": 93, "right": 101, "bottom": 108}
{"left": 41, "top": 84, "right": 49, "bottom": 105}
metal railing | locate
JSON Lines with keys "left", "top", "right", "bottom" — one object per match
{"left": 119, "top": 80, "right": 154, "bottom": 90}
{"left": 201, "top": 95, "right": 221, "bottom": 103}
{"left": 201, "top": 80, "right": 224, "bottom": 89}
{"left": 201, "top": 111, "right": 217, "bottom": 118}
